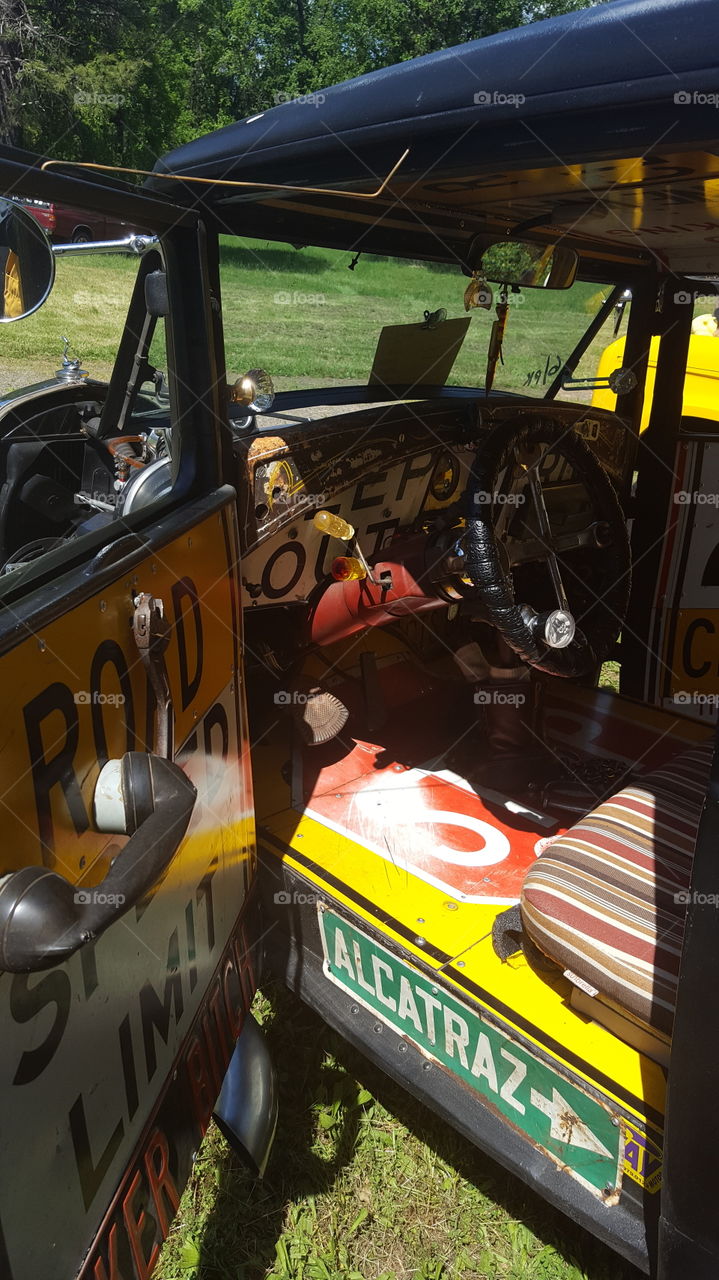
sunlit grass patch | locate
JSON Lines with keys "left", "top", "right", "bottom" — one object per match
{"left": 156, "top": 984, "right": 638, "bottom": 1280}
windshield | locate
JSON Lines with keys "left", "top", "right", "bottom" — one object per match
{"left": 486, "top": 281, "right": 623, "bottom": 400}
{"left": 219, "top": 237, "right": 626, "bottom": 405}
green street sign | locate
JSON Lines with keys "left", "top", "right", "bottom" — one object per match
{"left": 319, "top": 908, "right": 623, "bottom": 1198}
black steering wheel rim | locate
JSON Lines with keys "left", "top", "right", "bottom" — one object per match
{"left": 464, "top": 416, "right": 631, "bottom": 678}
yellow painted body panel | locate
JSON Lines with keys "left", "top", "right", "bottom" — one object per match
{"left": 261, "top": 802, "right": 666, "bottom": 1123}
{"left": 0, "top": 507, "right": 254, "bottom": 888}
{"left": 255, "top": 633, "right": 709, "bottom": 1159}
{"left": 593, "top": 333, "right": 719, "bottom": 429}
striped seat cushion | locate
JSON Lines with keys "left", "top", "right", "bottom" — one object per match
{"left": 520, "top": 742, "right": 713, "bottom": 1035}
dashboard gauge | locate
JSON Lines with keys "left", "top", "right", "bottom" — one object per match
{"left": 429, "top": 450, "right": 459, "bottom": 502}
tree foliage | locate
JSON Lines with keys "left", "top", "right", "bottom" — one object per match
{"left": 4, "top": 0, "right": 604, "bottom": 165}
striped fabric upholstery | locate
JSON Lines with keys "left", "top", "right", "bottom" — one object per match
{"left": 521, "top": 742, "right": 713, "bottom": 1035}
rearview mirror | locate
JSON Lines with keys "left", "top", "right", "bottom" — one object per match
{"left": 0, "top": 197, "right": 55, "bottom": 322}
{"left": 480, "top": 239, "right": 578, "bottom": 290}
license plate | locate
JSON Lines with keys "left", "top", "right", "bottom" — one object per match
{"left": 318, "top": 908, "right": 623, "bottom": 1199}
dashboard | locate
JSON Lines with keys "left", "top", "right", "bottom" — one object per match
{"left": 234, "top": 398, "right": 629, "bottom": 615}
{"left": 0, "top": 385, "right": 629, "bottom": 641}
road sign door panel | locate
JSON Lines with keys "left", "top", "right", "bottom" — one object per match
{"left": 0, "top": 495, "right": 255, "bottom": 1280}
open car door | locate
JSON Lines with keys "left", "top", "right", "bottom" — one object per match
{"left": 0, "top": 199, "right": 272, "bottom": 1279}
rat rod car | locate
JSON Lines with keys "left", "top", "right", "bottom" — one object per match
{"left": 1, "top": 0, "right": 719, "bottom": 1276}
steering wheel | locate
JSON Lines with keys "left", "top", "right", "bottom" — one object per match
{"left": 463, "top": 416, "right": 630, "bottom": 678}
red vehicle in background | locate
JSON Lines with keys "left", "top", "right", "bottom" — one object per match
{"left": 17, "top": 197, "right": 144, "bottom": 243}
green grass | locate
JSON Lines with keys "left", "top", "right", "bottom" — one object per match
{"left": 0, "top": 239, "right": 616, "bottom": 400}
{"left": 599, "top": 661, "right": 621, "bottom": 693}
{"left": 218, "top": 239, "right": 611, "bottom": 393}
{"left": 0, "top": 251, "right": 140, "bottom": 392}
{"left": 155, "top": 983, "right": 638, "bottom": 1280}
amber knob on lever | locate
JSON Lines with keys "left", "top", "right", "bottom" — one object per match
{"left": 331, "top": 556, "right": 367, "bottom": 582}
{"left": 313, "top": 510, "right": 355, "bottom": 541}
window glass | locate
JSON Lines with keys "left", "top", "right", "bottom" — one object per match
{"left": 219, "top": 236, "right": 626, "bottom": 401}
{"left": 0, "top": 204, "right": 173, "bottom": 594}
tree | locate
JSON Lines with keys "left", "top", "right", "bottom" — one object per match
{"left": 2, "top": 0, "right": 607, "bottom": 167}
{"left": 0, "top": 0, "right": 40, "bottom": 143}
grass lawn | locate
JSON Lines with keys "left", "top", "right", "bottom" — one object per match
{"left": 0, "top": 251, "right": 140, "bottom": 392}
{"left": 0, "top": 238, "right": 619, "bottom": 400}
{"left": 1, "top": 243, "right": 635, "bottom": 1279}
{"left": 155, "top": 983, "right": 637, "bottom": 1280}
{"left": 216, "top": 239, "right": 613, "bottom": 395}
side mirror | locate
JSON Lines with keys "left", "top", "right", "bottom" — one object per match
{"left": 231, "top": 367, "right": 275, "bottom": 412}
{"left": 479, "top": 239, "right": 578, "bottom": 290}
{"left": 0, "top": 197, "right": 55, "bottom": 322}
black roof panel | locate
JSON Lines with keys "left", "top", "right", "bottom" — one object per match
{"left": 147, "top": 0, "right": 719, "bottom": 269}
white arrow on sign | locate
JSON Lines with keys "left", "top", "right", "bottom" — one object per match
{"left": 530, "top": 1086, "right": 613, "bottom": 1158}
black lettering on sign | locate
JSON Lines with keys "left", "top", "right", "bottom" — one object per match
{"left": 23, "top": 682, "right": 89, "bottom": 864}
{"left": 175, "top": 731, "right": 198, "bottom": 771}
{"left": 119, "top": 1013, "right": 139, "bottom": 1122}
{"left": 11, "top": 969, "right": 72, "bottom": 1084}
{"left": 352, "top": 473, "right": 387, "bottom": 510}
{"left": 172, "top": 577, "right": 203, "bottom": 711}
{"left": 261, "top": 542, "right": 306, "bottom": 599}
{"left": 366, "top": 518, "right": 400, "bottom": 558}
{"left": 203, "top": 701, "right": 230, "bottom": 802}
{"left": 185, "top": 900, "right": 198, "bottom": 994}
{"left": 69, "top": 1091, "right": 124, "bottom": 1212}
{"left": 140, "top": 927, "right": 184, "bottom": 1082}
{"left": 203, "top": 701, "right": 229, "bottom": 760}
{"left": 81, "top": 940, "right": 99, "bottom": 1001}
{"left": 90, "top": 639, "right": 136, "bottom": 767}
{"left": 197, "top": 859, "right": 218, "bottom": 953}
{"left": 396, "top": 452, "right": 434, "bottom": 501}
{"left": 702, "top": 542, "right": 719, "bottom": 587}
{"left": 633, "top": 160, "right": 696, "bottom": 183}
{"left": 683, "top": 616, "right": 715, "bottom": 678}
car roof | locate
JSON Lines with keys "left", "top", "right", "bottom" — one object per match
{"left": 149, "top": 0, "right": 719, "bottom": 273}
